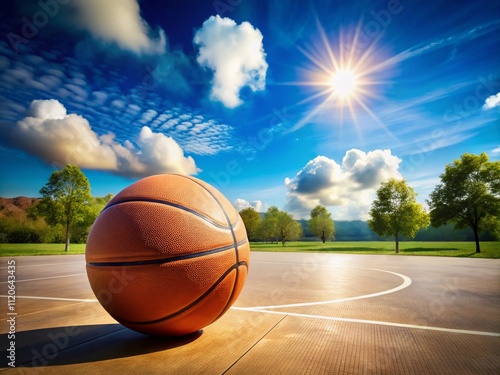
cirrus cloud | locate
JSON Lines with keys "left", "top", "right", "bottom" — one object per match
{"left": 285, "top": 149, "right": 402, "bottom": 220}
{"left": 194, "top": 15, "right": 268, "bottom": 108}
{"left": 1, "top": 99, "right": 198, "bottom": 177}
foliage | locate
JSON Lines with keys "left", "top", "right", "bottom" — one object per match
{"left": 368, "top": 178, "right": 430, "bottom": 253}
{"left": 239, "top": 207, "right": 262, "bottom": 241}
{"left": 0, "top": 194, "right": 111, "bottom": 244}
{"left": 0, "top": 215, "right": 62, "bottom": 243}
{"left": 260, "top": 206, "right": 302, "bottom": 246}
{"left": 29, "top": 165, "right": 92, "bottom": 251}
{"left": 427, "top": 153, "right": 500, "bottom": 253}
{"left": 308, "top": 205, "right": 335, "bottom": 243}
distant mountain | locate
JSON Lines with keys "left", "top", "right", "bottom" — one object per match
{"left": 292, "top": 215, "right": 494, "bottom": 242}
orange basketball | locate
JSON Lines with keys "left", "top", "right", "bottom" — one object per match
{"left": 85, "top": 174, "right": 250, "bottom": 336}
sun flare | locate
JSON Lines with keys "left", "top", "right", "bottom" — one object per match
{"left": 282, "top": 19, "right": 396, "bottom": 138}
{"left": 330, "top": 69, "right": 357, "bottom": 99}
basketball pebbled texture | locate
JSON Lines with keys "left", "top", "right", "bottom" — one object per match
{"left": 85, "top": 174, "right": 250, "bottom": 336}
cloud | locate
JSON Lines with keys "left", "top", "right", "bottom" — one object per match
{"left": 285, "top": 150, "right": 402, "bottom": 220}
{"left": 1, "top": 99, "right": 198, "bottom": 177}
{"left": 234, "top": 199, "right": 265, "bottom": 212}
{"left": 194, "top": 15, "right": 268, "bottom": 108}
{"left": 72, "top": 0, "right": 166, "bottom": 55}
{"left": 380, "top": 20, "right": 500, "bottom": 68}
{"left": 483, "top": 92, "right": 500, "bottom": 110}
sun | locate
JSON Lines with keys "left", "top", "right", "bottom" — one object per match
{"left": 330, "top": 69, "right": 357, "bottom": 99}
{"left": 280, "top": 19, "right": 395, "bottom": 137}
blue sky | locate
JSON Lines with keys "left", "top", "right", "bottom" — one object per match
{"left": 0, "top": 0, "right": 499, "bottom": 220}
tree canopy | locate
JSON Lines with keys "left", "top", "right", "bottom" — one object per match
{"left": 368, "top": 178, "right": 430, "bottom": 253}
{"left": 427, "top": 152, "right": 500, "bottom": 253}
{"left": 308, "top": 205, "right": 335, "bottom": 243}
{"left": 238, "top": 207, "right": 261, "bottom": 241}
{"left": 30, "top": 165, "right": 92, "bottom": 251}
{"left": 259, "top": 206, "right": 302, "bottom": 246}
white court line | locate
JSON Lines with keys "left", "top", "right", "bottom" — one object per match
{"left": 0, "top": 296, "right": 498, "bottom": 337}
{"left": 249, "top": 267, "right": 412, "bottom": 309}
{"left": 232, "top": 307, "right": 500, "bottom": 337}
{"left": 0, "top": 295, "right": 96, "bottom": 302}
{"left": 0, "top": 273, "right": 86, "bottom": 284}
{"left": 0, "top": 262, "right": 83, "bottom": 269}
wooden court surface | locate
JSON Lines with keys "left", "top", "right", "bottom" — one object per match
{"left": 1, "top": 252, "right": 499, "bottom": 374}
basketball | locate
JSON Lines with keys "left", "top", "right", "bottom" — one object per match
{"left": 85, "top": 174, "right": 250, "bottom": 336}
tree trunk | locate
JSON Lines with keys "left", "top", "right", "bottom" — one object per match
{"left": 395, "top": 233, "right": 399, "bottom": 254}
{"left": 322, "top": 230, "right": 326, "bottom": 243}
{"left": 472, "top": 225, "right": 481, "bottom": 253}
{"left": 65, "top": 220, "right": 70, "bottom": 252}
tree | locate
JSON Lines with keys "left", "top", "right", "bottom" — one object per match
{"left": 368, "top": 178, "right": 430, "bottom": 253}
{"left": 260, "top": 206, "right": 302, "bottom": 246}
{"left": 276, "top": 210, "right": 302, "bottom": 246}
{"left": 32, "top": 165, "right": 92, "bottom": 251}
{"left": 308, "top": 205, "right": 335, "bottom": 243}
{"left": 259, "top": 206, "right": 280, "bottom": 243}
{"left": 427, "top": 153, "right": 500, "bottom": 253}
{"left": 239, "top": 207, "right": 261, "bottom": 241}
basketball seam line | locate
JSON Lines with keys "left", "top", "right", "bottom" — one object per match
{"left": 102, "top": 197, "right": 236, "bottom": 230}
{"left": 118, "top": 261, "right": 249, "bottom": 325}
{"left": 180, "top": 175, "right": 239, "bottom": 264}
{"left": 183, "top": 176, "right": 243, "bottom": 323}
{"left": 86, "top": 239, "right": 248, "bottom": 267}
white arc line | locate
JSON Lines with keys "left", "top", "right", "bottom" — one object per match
{"left": 0, "top": 295, "right": 97, "bottom": 302}
{"left": 231, "top": 307, "right": 500, "bottom": 337}
{"left": 248, "top": 267, "right": 412, "bottom": 310}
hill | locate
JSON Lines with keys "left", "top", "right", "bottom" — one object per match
{"left": 0, "top": 197, "right": 40, "bottom": 219}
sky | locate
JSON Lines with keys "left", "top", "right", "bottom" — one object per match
{"left": 0, "top": 0, "right": 499, "bottom": 220}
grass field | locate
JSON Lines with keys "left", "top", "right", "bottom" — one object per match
{"left": 0, "top": 243, "right": 86, "bottom": 257}
{"left": 251, "top": 241, "right": 500, "bottom": 258}
{"left": 0, "top": 241, "right": 498, "bottom": 258}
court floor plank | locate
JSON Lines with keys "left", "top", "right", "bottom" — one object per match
{"left": 1, "top": 252, "right": 499, "bottom": 374}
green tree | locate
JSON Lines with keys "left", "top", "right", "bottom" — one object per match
{"left": 308, "top": 205, "right": 335, "bottom": 243}
{"left": 259, "top": 206, "right": 280, "bottom": 243}
{"left": 276, "top": 210, "right": 302, "bottom": 246}
{"left": 368, "top": 178, "right": 430, "bottom": 253}
{"left": 31, "top": 165, "right": 92, "bottom": 251}
{"left": 427, "top": 153, "right": 500, "bottom": 253}
{"left": 239, "top": 207, "right": 262, "bottom": 241}
{"left": 260, "top": 206, "right": 302, "bottom": 246}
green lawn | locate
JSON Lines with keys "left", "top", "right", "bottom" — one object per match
{"left": 0, "top": 243, "right": 86, "bottom": 256}
{"left": 250, "top": 241, "right": 500, "bottom": 258}
{"left": 0, "top": 241, "right": 498, "bottom": 258}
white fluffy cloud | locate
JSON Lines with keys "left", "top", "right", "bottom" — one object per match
{"left": 194, "top": 15, "right": 268, "bottom": 108}
{"left": 483, "top": 92, "right": 500, "bottom": 110}
{"left": 285, "top": 150, "right": 402, "bottom": 220}
{"left": 3, "top": 99, "right": 198, "bottom": 177}
{"left": 234, "top": 199, "right": 265, "bottom": 212}
{"left": 72, "top": 0, "right": 166, "bottom": 54}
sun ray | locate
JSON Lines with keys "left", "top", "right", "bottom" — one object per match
{"left": 316, "top": 17, "right": 341, "bottom": 73}
{"left": 297, "top": 45, "right": 333, "bottom": 76}
{"left": 276, "top": 18, "right": 395, "bottom": 136}
{"left": 352, "top": 95, "right": 399, "bottom": 143}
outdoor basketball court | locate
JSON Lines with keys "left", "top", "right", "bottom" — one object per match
{"left": 1, "top": 252, "right": 499, "bottom": 374}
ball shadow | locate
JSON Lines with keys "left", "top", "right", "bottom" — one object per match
{"left": 1, "top": 324, "right": 202, "bottom": 368}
